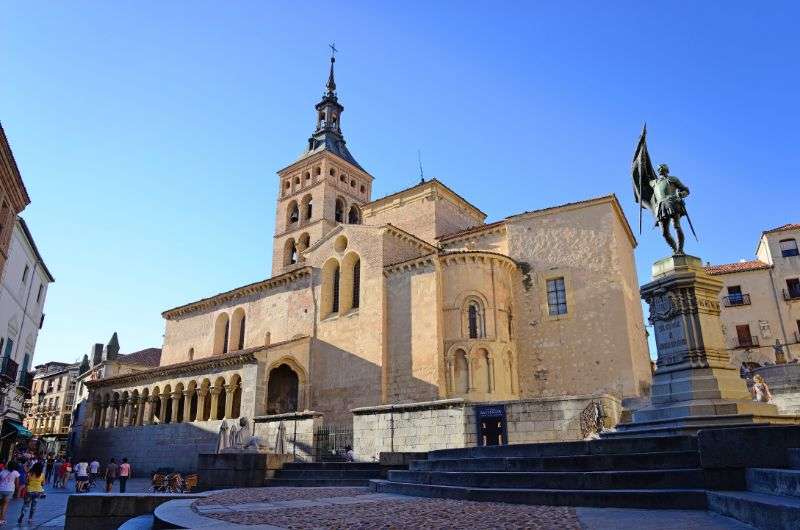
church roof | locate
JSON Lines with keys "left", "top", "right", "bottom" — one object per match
{"left": 294, "top": 134, "right": 363, "bottom": 170}
{"left": 117, "top": 347, "right": 162, "bottom": 367}
{"left": 365, "top": 178, "right": 486, "bottom": 219}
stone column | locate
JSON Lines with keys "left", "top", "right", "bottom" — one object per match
{"left": 468, "top": 355, "right": 477, "bottom": 392}
{"left": 487, "top": 354, "right": 495, "bottom": 393}
{"left": 195, "top": 388, "right": 207, "bottom": 422}
{"left": 183, "top": 390, "right": 193, "bottom": 422}
{"left": 209, "top": 387, "right": 222, "bottom": 420}
{"left": 126, "top": 399, "right": 137, "bottom": 426}
{"left": 159, "top": 395, "right": 168, "bottom": 424}
{"left": 145, "top": 396, "right": 158, "bottom": 425}
{"left": 108, "top": 401, "right": 118, "bottom": 428}
{"left": 98, "top": 404, "right": 107, "bottom": 429}
{"left": 171, "top": 391, "right": 182, "bottom": 423}
{"left": 135, "top": 397, "right": 145, "bottom": 426}
{"left": 224, "top": 384, "right": 235, "bottom": 419}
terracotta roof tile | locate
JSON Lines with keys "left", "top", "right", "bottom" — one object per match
{"left": 438, "top": 220, "right": 506, "bottom": 241}
{"left": 763, "top": 223, "right": 800, "bottom": 235}
{"left": 117, "top": 348, "right": 162, "bottom": 367}
{"left": 704, "top": 260, "right": 771, "bottom": 276}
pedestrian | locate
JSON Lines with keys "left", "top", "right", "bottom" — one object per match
{"left": 58, "top": 460, "right": 71, "bottom": 489}
{"left": 105, "top": 458, "right": 118, "bottom": 493}
{"left": 0, "top": 462, "right": 20, "bottom": 525}
{"left": 16, "top": 461, "right": 27, "bottom": 500}
{"left": 118, "top": 458, "right": 131, "bottom": 493}
{"left": 17, "top": 462, "right": 45, "bottom": 525}
{"left": 88, "top": 458, "right": 99, "bottom": 486}
{"left": 44, "top": 453, "right": 54, "bottom": 484}
{"left": 52, "top": 458, "right": 62, "bottom": 487}
{"left": 74, "top": 459, "right": 89, "bottom": 493}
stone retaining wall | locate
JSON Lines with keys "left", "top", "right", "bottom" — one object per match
{"left": 79, "top": 420, "right": 222, "bottom": 474}
{"left": 352, "top": 395, "right": 621, "bottom": 461}
{"left": 252, "top": 410, "right": 323, "bottom": 461}
{"left": 64, "top": 492, "right": 202, "bottom": 530}
{"left": 753, "top": 363, "right": 800, "bottom": 414}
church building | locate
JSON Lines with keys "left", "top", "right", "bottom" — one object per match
{"left": 81, "top": 56, "right": 652, "bottom": 468}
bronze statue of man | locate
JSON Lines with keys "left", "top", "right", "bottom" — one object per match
{"left": 632, "top": 126, "right": 697, "bottom": 254}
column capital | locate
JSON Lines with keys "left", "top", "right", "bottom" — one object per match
{"left": 197, "top": 387, "right": 208, "bottom": 397}
{"left": 210, "top": 387, "right": 222, "bottom": 396}
{"left": 183, "top": 390, "right": 193, "bottom": 398}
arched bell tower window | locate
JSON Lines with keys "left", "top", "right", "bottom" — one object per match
{"left": 301, "top": 194, "right": 313, "bottom": 221}
{"left": 284, "top": 238, "right": 298, "bottom": 266}
{"left": 335, "top": 198, "right": 345, "bottom": 223}
{"left": 348, "top": 205, "right": 361, "bottom": 224}
{"left": 287, "top": 201, "right": 299, "bottom": 227}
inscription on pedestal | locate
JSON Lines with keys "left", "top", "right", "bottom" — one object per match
{"left": 655, "top": 317, "right": 687, "bottom": 364}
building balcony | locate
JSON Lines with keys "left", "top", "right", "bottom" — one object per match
{"left": 18, "top": 371, "right": 33, "bottom": 395}
{"left": 784, "top": 289, "right": 800, "bottom": 301}
{"left": 0, "top": 357, "right": 19, "bottom": 383}
{"left": 723, "top": 294, "right": 751, "bottom": 307}
{"left": 736, "top": 335, "right": 760, "bottom": 349}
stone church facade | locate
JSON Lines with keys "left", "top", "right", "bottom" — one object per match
{"left": 80, "top": 57, "right": 651, "bottom": 468}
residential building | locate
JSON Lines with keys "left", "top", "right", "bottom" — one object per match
{"left": 25, "top": 361, "right": 80, "bottom": 455}
{"left": 0, "top": 123, "right": 31, "bottom": 280}
{"left": 0, "top": 217, "right": 53, "bottom": 458}
{"left": 705, "top": 223, "right": 800, "bottom": 366}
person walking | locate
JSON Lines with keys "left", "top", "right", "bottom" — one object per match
{"left": 74, "top": 459, "right": 89, "bottom": 493}
{"left": 104, "top": 459, "right": 118, "bottom": 493}
{"left": 118, "top": 458, "right": 131, "bottom": 493}
{"left": 0, "top": 462, "right": 20, "bottom": 525}
{"left": 17, "top": 462, "right": 45, "bottom": 525}
{"left": 52, "top": 458, "right": 62, "bottom": 487}
{"left": 88, "top": 459, "right": 99, "bottom": 486}
{"left": 44, "top": 454, "right": 54, "bottom": 485}
{"left": 16, "top": 461, "right": 27, "bottom": 500}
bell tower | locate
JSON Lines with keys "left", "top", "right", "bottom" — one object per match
{"left": 271, "top": 50, "right": 374, "bottom": 276}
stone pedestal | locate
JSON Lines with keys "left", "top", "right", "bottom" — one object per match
{"left": 611, "top": 255, "right": 798, "bottom": 436}
{"left": 196, "top": 452, "right": 294, "bottom": 490}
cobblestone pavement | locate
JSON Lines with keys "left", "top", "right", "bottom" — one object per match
{"left": 193, "top": 487, "right": 581, "bottom": 529}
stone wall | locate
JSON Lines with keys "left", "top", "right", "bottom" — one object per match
{"left": 352, "top": 399, "right": 470, "bottom": 461}
{"left": 351, "top": 395, "right": 621, "bottom": 461}
{"left": 79, "top": 420, "right": 223, "bottom": 475}
{"left": 252, "top": 411, "right": 323, "bottom": 462}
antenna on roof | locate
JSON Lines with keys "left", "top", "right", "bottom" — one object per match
{"left": 417, "top": 150, "right": 425, "bottom": 184}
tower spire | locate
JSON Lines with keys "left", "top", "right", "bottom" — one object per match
{"left": 326, "top": 43, "right": 337, "bottom": 95}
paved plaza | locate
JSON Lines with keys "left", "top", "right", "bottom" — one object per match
{"left": 0, "top": 478, "right": 150, "bottom": 529}
{"left": 175, "top": 487, "right": 756, "bottom": 530}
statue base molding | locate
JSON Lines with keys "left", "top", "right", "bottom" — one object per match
{"left": 609, "top": 255, "right": 800, "bottom": 437}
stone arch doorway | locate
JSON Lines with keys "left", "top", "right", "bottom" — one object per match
{"left": 267, "top": 364, "right": 299, "bottom": 415}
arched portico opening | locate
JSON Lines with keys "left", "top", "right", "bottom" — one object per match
{"left": 267, "top": 364, "right": 299, "bottom": 415}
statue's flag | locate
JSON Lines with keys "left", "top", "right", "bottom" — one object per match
{"left": 632, "top": 124, "right": 658, "bottom": 233}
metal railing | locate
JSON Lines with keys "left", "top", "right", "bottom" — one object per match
{"left": 0, "top": 357, "right": 19, "bottom": 382}
{"left": 784, "top": 288, "right": 800, "bottom": 301}
{"left": 313, "top": 425, "right": 353, "bottom": 462}
{"left": 736, "top": 335, "right": 760, "bottom": 348}
{"left": 723, "top": 293, "right": 751, "bottom": 307}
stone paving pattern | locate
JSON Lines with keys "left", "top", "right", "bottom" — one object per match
{"left": 194, "top": 487, "right": 581, "bottom": 529}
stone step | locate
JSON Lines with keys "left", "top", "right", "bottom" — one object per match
{"left": 277, "top": 469, "right": 385, "bottom": 479}
{"left": 117, "top": 514, "right": 155, "bottom": 530}
{"left": 427, "top": 435, "right": 697, "bottom": 461}
{"left": 282, "top": 462, "right": 382, "bottom": 470}
{"left": 708, "top": 490, "right": 800, "bottom": 530}
{"left": 387, "top": 469, "right": 705, "bottom": 490}
{"left": 788, "top": 449, "right": 800, "bottom": 470}
{"left": 264, "top": 478, "right": 373, "bottom": 487}
{"left": 747, "top": 468, "right": 800, "bottom": 499}
{"left": 409, "top": 450, "right": 700, "bottom": 472}
{"left": 370, "top": 479, "right": 708, "bottom": 510}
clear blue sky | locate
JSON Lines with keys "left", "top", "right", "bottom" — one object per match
{"left": 3, "top": 2, "right": 798, "bottom": 365}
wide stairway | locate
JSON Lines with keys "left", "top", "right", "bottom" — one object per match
{"left": 372, "top": 435, "right": 711, "bottom": 509}
{"left": 708, "top": 447, "right": 800, "bottom": 529}
{"left": 265, "top": 461, "right": 387, "bottom": 487}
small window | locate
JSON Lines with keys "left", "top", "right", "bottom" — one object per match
{"left": 352, "top": 259, "right": 361, "bottom": 309}
{"left": 787, "top": 278, "right": 800, "bottom": 299}
{"left": 332, "top": 267, "right": 340, "bottom": 313}
{"left": 360, "top": 185, "right": 365, "bottom": 193}
{"left": 21, "top": 264, "right": 30, "bottom": 285}
{"left": 315, "top": 166, "right": 321, "bottom": 176}
{"left": 329, "top": 168, "right": 336, "bottom": 177}
{"left": 293, "top": 176, "right": 300, "bottom": 185}
{"left": 350, "top": 179, "right": 356, "bottom": 187}
{"left": 467, "top": 303, "right": 481, "bottom": 338}
{"left": 340, "top": 175, "right": 346, "bottom": 183}
{"left": 284, "top": 181, "right": 290, "bottom": 189}
{"left": 780, "top": 239, "right": 799, "bottom": 257}
{"left": 335, "top": 199, "right": 345, "bottom": 223}
{"left": 547, "top": 277, "right": 568, "bottom": 316}
{"left": 304, "top": 172, "right": 311, "bottom": 180}
{"left": 188, "top": 348, "right": 194, "bottom": 361}
{"left": 36, "top": 284, "right": 44, "bottom": 303}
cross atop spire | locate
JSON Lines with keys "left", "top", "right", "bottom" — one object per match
{"left": 326, "top": 43, "right": 338, "bottom": 95}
